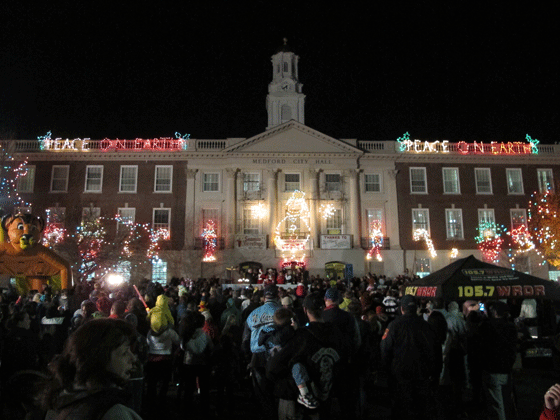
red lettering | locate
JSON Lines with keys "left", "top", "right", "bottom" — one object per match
{"left": 100, "top": 138, "right": 111, "bottom": 151}
{"left": 497, "top": 286, "right": 511, "bottom": 296}
{"left": 535, "top": 285, "right": 545, "bottom": 296}
{"left": 429, "top": 287, "right": 437, "bottom": 297}
{"left": 458, "top": 141, "right": 469, "bottom": 154}
{"left": 134, "top": 139, "right": 143, "bottom": 150}
{"left": 144, "top": 139, "right": 151, "bottom": 149}
{"left": 512, "top": 285, "right": 523, "bottom": 296}
{"left": 491, "top": 141, "right": 498, "bottom": 154}
{"left": 523, "top": 285, "right": 534, "bottom": 296}
{"left": 500, "top": 143, "right": 508, "bottom": 154}
{"left": 507, "top": 142, "right": 515, "bottom": 154}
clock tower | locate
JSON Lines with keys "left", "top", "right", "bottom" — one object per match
{"left": 266, "top": 39, "right": 305, "bottom": 129}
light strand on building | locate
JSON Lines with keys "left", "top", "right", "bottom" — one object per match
{"left": 413, "top": 228, "right": 437, "bottom": 258}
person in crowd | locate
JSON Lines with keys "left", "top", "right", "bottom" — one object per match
{"left": 541, "top": 383, "right": 560, "bottom": 420}
{"left": 147, "top": 294, "right": 174, "bottom": 333}
{"left": 38, "top": 318, "right": 142, "bottom": 419}
{"left": 109, "top": 300, "right": 126, "bottom": 319}
{"left": 266, "top": 292, "right": 346, "bottom": 419}
{"left": 478, "top": 301, "right": 518, "bottom": 420}
{"left": 242, "top": 284, "right": 280, "bottom": 420}
{"left": 220, "top": 297, "right": 241, "bottom": 329}
{"left": 380, "top": 295, "right": 442, "bottom": 420}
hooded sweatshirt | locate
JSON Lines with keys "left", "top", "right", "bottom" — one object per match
{"left": 147, "top": 294, "right": 174, "bottom": 333}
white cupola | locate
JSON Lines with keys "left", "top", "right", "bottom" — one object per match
{"left": 266, "top": 38, "right": 305, "bottom": 129}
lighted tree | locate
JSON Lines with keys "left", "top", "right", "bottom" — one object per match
{"left": 0, "top": 140, "right": 31, "bottom": 218}
{"left": 528, "top": 186, "right": 560, "bottom": 267}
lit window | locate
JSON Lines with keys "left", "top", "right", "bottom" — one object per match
{"left": 478, "top": 209, "right": 496, "bottom": 234}
{"left": 152, "top": 258, "right": 167, "bottom": 284}
{"left": 410, "top": 167, "right": 427, "bottom": 193}
{"left": 285, "top": 173, "right": 300, "bottom": 192}
{"left": 243, "top": 173, "right": 261, "bottom": 192}
{"left": 51, "top": 165, "right": 69, "bottom": 192}
{"left": 326, "top": 209, "right": 342, "bottom": 234}
{"left": 154, "top": 166, "right": 172, "bottom": 193}
{"left": 202, "top": 209, "right": 219, "bottom": 233}
{"left": 367, "top": 209, "right": 384, "bottom": 235}
{"left": 203, "top": 173, "right": 219, "bottom": 192}
{"left": 153, "top": 208, "right": 171, "bottom": 235}
{"left": 85, "top": 165, "right": 103, "bottom": 193}
{"left": 537, "top": 169, "right": 554, "bottom": 193}
{"left": 82, "top": 207, "right": 101, "bottom": 222}
{"left": 412, "top": 208, "right": 430, "bottom": 234}
{"left": 416, "top": 258, "right": 431, "bottom": 277}
{"left": 365, "top": 173, "right": 381, "bottom": 193}
{"left": 243, "top": 207, "right": 260, "bottom": 234}
{"left": 445, "top": 209, "right": 464, "bottom": 239}
{"left": 442, "top": 168, "right": 460, "bottom": 194}
{"left": 510, "top": 208, "right": 527, "bottom": 231}
{"left": 119, "top": 166, "right": 138, "bottom": 193}
{"left": 506, "top": 168, "right": 524, "bottom": 194}
{"left": 325, "top": 174, "right": 341, "bottom": 192}
{"left": 475, "top": 168, "right": 492, "bottom": 194}
{"left": 17, "top": 165, "right": 35, "bottom": 193}
{"left": 117, "top": 208, "right": 135, "bottom": 233}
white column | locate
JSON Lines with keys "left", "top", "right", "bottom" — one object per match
{"left": 347, "top": 169, "right": 361, "bottom": 248}
{"left": 307, "top": 169, "right": 319, "bottom": 247}
{"left": 266, "top": 169, "right": 278, "bottom": 248}
{"left": 224, "top": 169, "right": 238, "bottom": 249}
{"left": 184, "top": 168, "right": 198, "bottom": 249}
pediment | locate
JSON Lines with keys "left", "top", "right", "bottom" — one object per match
{"left": 223, "top": 121, "right": 363, "bottom": 155}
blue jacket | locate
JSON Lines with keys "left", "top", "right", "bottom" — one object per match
{"left": 244, "top": 300, "right": 280, "bottom": 353}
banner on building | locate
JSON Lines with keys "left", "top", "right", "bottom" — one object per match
{"left": 320, "top": 235, "right": 352, "bottom": 249}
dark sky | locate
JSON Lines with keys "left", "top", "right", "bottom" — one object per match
{"left": 1, "top": 2, "right": 557, "bottom": 143}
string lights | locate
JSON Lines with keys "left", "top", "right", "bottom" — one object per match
{"left": 274, "top": 190, "right": 311, "bottom": 264}
{"left": 366, "top": 220, "right": 383, "bottom": 261}
{"left": 413, "top": 228, "right": 437, "bottom": 258}
{"left": 202, "top": 220, "right": 218, "bottom": 262}
{"left": 475, "top": 222, "right": 505, "bottom": 263}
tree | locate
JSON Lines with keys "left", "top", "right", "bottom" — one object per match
{"left": 527, "top": 185, "right": 560, "bottom": 267}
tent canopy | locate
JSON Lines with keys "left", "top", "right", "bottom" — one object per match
{"left": 405, "top": 255, "right": 560, "bottom": 301}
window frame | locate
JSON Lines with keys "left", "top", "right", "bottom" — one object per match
{"left": 243, "top": 172, "right": 261, "bottom": 192}
{"left": 510, "top": 208, "right": 527, "bottom": 231}
{"left": 412, "top": 208, "right": 430, "bottom": 236}
{"left": 243, "top": 206, "right": 261, "bottom": 235}
{"left": 324, "top": 173, "right": 342, "bottom": 192}
{"left": 154, "top": 165, "right": 173, "bottom": 193}
{"left": 364, "top": 173, "right": 382, "bottom": 193}
{"left": 202, "top": 173, "right": 220, "bottom": 192}
{"left": 506, "top": 168, "right": 524, "bottom": 195}
{"left": 152, "top": 208, "right": 171, "bottom": 237}
{"left": 537, "top": 168, "right": 554, "bottom": 194}
{"left": 284, "top": 172, "right": 301, "bottom": 192}
{"left": 116, "top": 207, "right": 136, "bottom": 233}
{"left": 17, "top": 165, "right": 36, "bottom": 193}
{"left": 84, "top": 165, "right": 103, "bottom": 193}
{"left": 442, "top": 167, "right": 460, "bottom": 194}
{"left": 119, "top": 165, "right": 138, "bottom": 193}
{"left": 474, "top": 168, "right": 493, "bottom": 194}
{"left": 445, "top": 208, "right": 464, "bottom": 239}
{"left": 325, "top": 208, "right": 343, "bottom": 234}
{"left": 409, "top": 167, "right": 427, "bottom": 194}
{"left": 50, "top": 165, "right": 69, "bottom": 193}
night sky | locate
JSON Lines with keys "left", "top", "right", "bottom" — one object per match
{"left": 1, "top": 2, "right": 557, "bottom": 143}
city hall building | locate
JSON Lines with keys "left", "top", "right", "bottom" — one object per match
{"left": 2, "top": 44, "right": 559, "bottom": 284}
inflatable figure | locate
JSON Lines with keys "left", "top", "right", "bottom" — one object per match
{"left": 0, "top": 213, "right": 72, "bottom": 290}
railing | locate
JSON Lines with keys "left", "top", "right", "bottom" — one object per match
{"left": 360, "top": 237, "right": 390, "bottom": 250}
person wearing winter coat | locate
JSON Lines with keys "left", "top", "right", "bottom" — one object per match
{"left": 146, "top": 294, "right": 174, "bottom": 333}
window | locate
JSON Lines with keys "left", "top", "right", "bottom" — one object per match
{"left": 326, "top": 209, "right": 342, "bottom": 234}
{"left": 152, "top": 258, "right": 167, "bottom": 284}
{"left": 243, "top": 173, "right": 261, "bottom": 192}
{"left": 364, "top": 173, "right": 381, "bottom": 193}
{"left": 442, "top": 168, "right": 460, "bottom": 194}
{"left": 45, "top": 207, "right": 66, "bottom": 225}
{"left": 538, "top": 169, "right": 554, "bottom": 193}
{"left": 17, "top": 165, "right": 35, "bottom": 193}
{"left": 475, "top": 168, "right": 492, "bottom": 194}
{"left": 154, "top": 166, "right": 172, "bottom": 192}
{"left": 478, "top": 208, "right": 496, "bottom": 235}
{"left": 153, "top": 208, "right": 171, "bottom": 234}
{"left": 506, "top": 168, "right": 524, "bottom": 194}
{"left": 285, "top": 173, "right": 300, "bottom": 192}
{"left": 119, "top": 166, "right": 138, "bottom": 193}
{"left": 410, "top": 167, "right": 427, "bottom": 193}
{"left": 416, "top": 258, "right": 431, "bottom": 277}
{"left": 82, "top": 207, "right": 101, "bottom": 222}
{"left": 412, "top": 208, "right": 430, "bottom": 234}
{"left": 367, "top": 209, "right": 385, "bottom": 235}
{"left": 243, "top": 207, "right": 260, "bottom": 234}
{"left": 203, "top": 173, "right": 219, "bottom": 192}
{"left": 84, "top": 165, "right": 103, "bottom": 193}
{"left": 202, "top": 209, "right": 219, "bottom": 235}
{"left": 445, "top": 208, "right": 464, "bottom": 239}
{"left": 117, "top": 207, "right": 135, "bottom": 233}
{"left": 325, "top": 174, "right": 341, "bottom": 192}
{"left": 51, "top": 165, "right": 69, "bottom": 192}
{"left": 510, "top": 208, "right": 527, "bottom": 231}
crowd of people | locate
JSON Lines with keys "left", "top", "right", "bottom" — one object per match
{"left": 0, "top": 271, "right": 557, "bottom": 419}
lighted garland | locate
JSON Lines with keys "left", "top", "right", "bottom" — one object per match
{"left": 527, "top": 188, "right": 559, "bottom": 266}
{"left": 202, "top": 220, "right": 218, "bottom": 262}
{"left": 0, "top": 143, "right": 31, "bottom": 213}
{"left": 274, "top": 190, "right": 311, "bottom": 264}
{"left": 319, "top": 203, "right": 336, "bottom": 220}
{"left": 475, "top": 222, "right": 505, "bottom": 263}
{"left": 450, "top": 248, "right": 458, "bottom": 259}
{"left": 366, "top": 220, "right": 383, "bottom": 261}
{"left": 413, "top": 228, "right": 437, "bottom": 257}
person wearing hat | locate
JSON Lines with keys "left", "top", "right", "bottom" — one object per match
{"left": 380, "top": 294, "right": 442, "bottom": 419}
{"left": 242, "top": 283, "right": 280, "bottom": 420}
